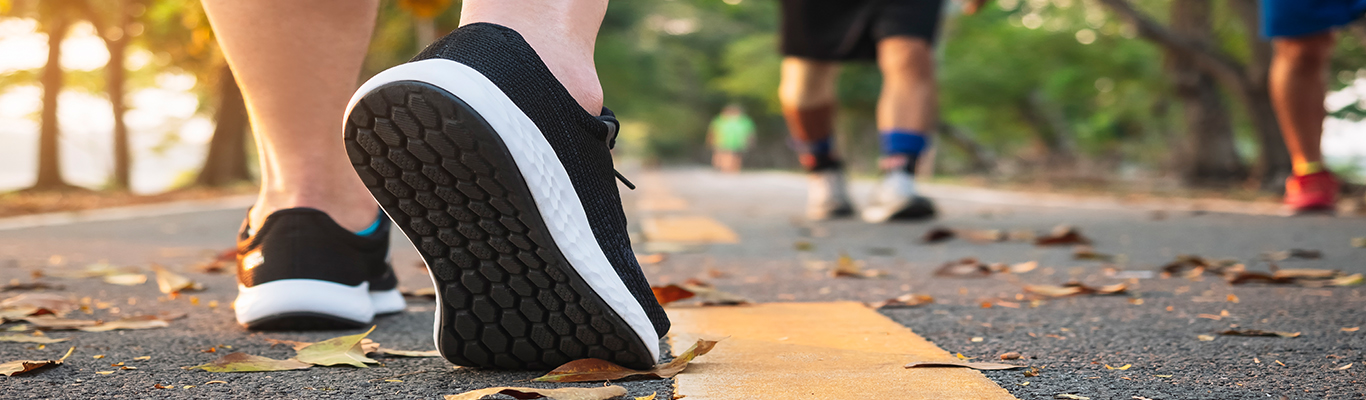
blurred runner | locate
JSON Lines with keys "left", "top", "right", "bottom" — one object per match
{"left": 1265, "top": 0, "right": 1366, "bottom": 213}
{"left": 708, "top": 104, "right": 757, "bottom": 173}
{"left": 778, "top": 0, "right": 986, "bottom": 222}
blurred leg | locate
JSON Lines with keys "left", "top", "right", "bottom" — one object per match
{"left": 1270, "top": 32, "right": 1335, "bottom": 175}
{"left": 459, "top": 0, "right": 609, "bottom": 114}
{"left": 875, "top": 36, "right": 936, "bottom": 171}
{"left": 778, "top": 57, "right": 841, "bottom": 170}
{"left": 202, "top": 0, "right": 380, "bottom": 231}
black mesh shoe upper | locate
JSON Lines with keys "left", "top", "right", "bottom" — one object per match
{"left": 411, "top": 23, "right": 669, "bottom": 338}
{"left": 236, "top": 208, "right": 397, "bottom": 291}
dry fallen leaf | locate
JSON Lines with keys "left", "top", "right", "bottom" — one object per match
{"left": 185, "top": 352, "right": 311, "bottom": 373}
{"left": 1261, "top": 249, "right": 1321, "bottom": 261}
{"left": 153, "top": 264, "right": 203, "bottom": 295}
{"left": 24, "top": 316, "right": 99, "bottom": 329}
{"left": 873, "top": 293, "right": 934, "bottom": 309}
{"left": 401, "top": 287, "right": 437, "bottom": 300}
{"left": 444, "top": 385, "right": 627, "bottom": 400}
{"left": 921, "top": 227, "right": 955, "bottom": 243}
{"left": 1273, "top": 269, "right": 1339, "bottom": 280}
{"left": 1219, "top": 329, "right": 1300, "bottom": 338}
{"left": 934, "top": 258, "right": 992, "bottom": 278}
{"left": 1024, "top": 281, "right": 1128, "bottom": 298}
{"left": 1197, "top": 335, "right": 1216, "bottom": 341}
{"left": 294, "top": 326, "right": 379, "bottom": 367}
{"left": 103, "top": 273, "right": 148, "bottom": 286}
{"left": 904, "top": 361, "right": 1027, "bottom": 370}
{"left": 1055, "top": 395, "right": 1090, "bottom": 400}
{"left": 1342, "top": 327, "right": 1361, "bottom": 332}
{"left": 80, "top": 316, "right": 171, "bottom": 332}
{"left": 830, "top": 253, "right": 884, "bottom": 278}
{"left": 1, "top": 293, "right": 76, "bottom": 316}
{"left": 0, "top": 346, "right": 73, "bottom": 376}
{"left": 378, "top": 348, "right": 441, "bottom": 358}
{"left": 194, "top": 249, "right": 236, "bottom": 274}
{"left": 1105, "top": 364, "right": 1131, "bottom": 370}
{"left": 1000, "top": 352, "right": 1021, "bottom": 360}
{"left": 650, "top": 285, "right": 696, "bottom": 306}
{"left": 963, "top": 229, "right": 1006, "bottom": 243}
{"left": 1072, "top": 246, "right": 1114, "bottom": 261}
{"left": 1035, "top": 225, "right": 1091, "bottom": 246}
{"left": 1338, "top": 363, "right": 1353, "bottom": 371}
{"left": 1010, "top": 261, "right": 1039, "bottom": 274}
{"left": 1330, "top": 273, "right": 1363, "bottom": 287}
{"left": 534, "top": 338, "right": 719, "bottom": 382}
{"left": 1, "top": 282, "right": 63, "bottom": 292}
{"left": 0, "top": 334, "right": 69, "bottom": 344}
{"left": 635, "top": 392, "right": 657, "bottom": 400}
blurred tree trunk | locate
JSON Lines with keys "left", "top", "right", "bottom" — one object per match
{"left": 195, "top": 64, "right": 252, "bottom": 187}
{"left": 938, "top": 122, "right": 996, "bottom": 174}
{"left": 1099, "top": 0, "right": 1291, "bottom": 191}
{"left": 79, "top": 0, "right": 136, "bottom": 190}
{"left": 1167, "top": 0, "right": 1245, "bottom": 186}
{"left": 1018, "top": 91, "right": 1076, "bottom": 168}
{"left": 30, "top": 1, "right": 75, "bottom": 191}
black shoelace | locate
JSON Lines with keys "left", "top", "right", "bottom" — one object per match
{"left": 598, "top": 109, "right": 635, "bottom": 190}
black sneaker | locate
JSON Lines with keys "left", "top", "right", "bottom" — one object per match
{"left": 233, "top": 208, "right": 404, "bottom": 330}
{"left": 342, "top": 23, "right": 669, "bottom": 370}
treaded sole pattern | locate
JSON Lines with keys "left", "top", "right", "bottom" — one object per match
{"left": 343, "top": 81, "right": 655, "bottom": 370}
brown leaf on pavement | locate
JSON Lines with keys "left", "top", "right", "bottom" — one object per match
{"left": 294, "top": 326, "right": 379, "bottom": 367}
{"left": 103, "top": 273, "right": 148, "bottom": 286}
{"left": 78, "top": 316, "right": 170, "bottom": 332}
{"left": 152, "top": 264, "right": 204, "bottom": 295}
{"left": 1, "top": 293, "right": 76, "bottom": 316}
{"left": 1226, "top": 271, "right": 1295, "bottom": 285}
{"left": 534, "top": 338, "right": 719, "bottom": 382}
{"left": 1261, "top": 249, "right": 1322, "bottom": 261}
{"left": 192, "top": 248, "right": 237, "bottom": 274}
{"left": 1273, "top": 269, "right": 1339, "bottom": 280}
{"left": 920, "top": 227, "right": 955, "bottom": 243}
{"left": 1160, "top": 255, "right": 1242, "bottom": 277}
{"left": 1331, "top": 273, "right": 1364, "bottom": 287}
{"left": 934, "top": 258, "right": 992, "bottom": 278}
{"left": 0, "top": 307, "right": 41, "bottom": 322}
{"left": 444, "top": 385, "right": 627, "bottom": 400}
{"left": 185, "top": 352, "right": 311, "bottom": 373}
{"left": 0, "top": 333, "right": 69, "bottom": 344}
{"left": 1219, "top": 329, "right": 1300, "bottom": 338}
{"left": 963, "top": 229, "right": 1006, "bottom": 243}
{"left": 1072, "top": 246, "right": 1114, "bottom": 261}
{"left": 903, "top": 361, "right": 1027, "bottom": 370}
{"left": 1, "top": 282, "right": 63, "bottom": 292}
{"left": 1010, "top": 261, "right": 1039, "bottom": 274}
{"left": 1000, "top": 352, "right": 1021, "bottom": 360}
{"left": 830, "top": 253, "right": 884, "bottom": 278}
{"left": 0, "top": 346, "right": 73, "bottom": 376}
{"left": 1055, "top": 395, "right": 1090, "bottom": 400}
{"left": 650, "top": 284, "right": 696, "bottom": 306}
{"left": 1024, "top": 281, "right": 1128, "bottom": 298}
{"left": 24, "top": 316, "right": 99, "bottom": 329}
{"left": 874, "top": 293, "right": 934, "bottom": 309}
{"left": 402, "top": 287, "right": 437, "bottom": 300}
{"left": 377, "top": 348, "right": 441, "bottom": 357}
{"left": 1035, "top": 225, "right": 1091, "bottom": 246}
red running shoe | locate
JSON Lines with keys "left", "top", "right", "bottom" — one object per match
{"left": 1284, "top": 171, "right": 1339, "bottom": 213}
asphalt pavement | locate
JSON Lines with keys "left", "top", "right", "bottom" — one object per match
{"left": 1, "top": 168, "right": 1364, "bottom": 399}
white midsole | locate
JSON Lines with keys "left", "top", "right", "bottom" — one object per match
{"left": 370, "top": 288, "right": 406, "bottom": 314}
{"left": 346, "top": 58, "right": 660, "bottom": 362}
{"left": 235, "top": 279, "right": 374, "bottom": 325}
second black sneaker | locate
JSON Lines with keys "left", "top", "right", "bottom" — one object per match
{"left": 342, "top": 23, "right": 669, "bottom": 370}
{"left": 234, "top": 208, "right": 404, "bottom": 330}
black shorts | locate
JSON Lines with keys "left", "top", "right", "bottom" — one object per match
{"left": 780, "top": 0, "right": 946, "bottom": 61}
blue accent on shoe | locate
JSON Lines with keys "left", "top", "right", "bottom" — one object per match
{"left": 355, "top": 212, "right": 383, "bottom": 236}
{"left": 880, "top": 130, "right": 928, "bottom": 156}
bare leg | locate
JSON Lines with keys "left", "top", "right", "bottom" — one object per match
{"left": 778, "top": 57, "right": 841, "bottom": 169}
{"left": 1270, "top": 32, "right": 1335, "bottom": 175}
{"left": 460, "top": 0, "right": 609, "bottom": 114}
{"left": 875, "top": 36, "right": 937, "bottom": 169}
{"left": 876, "top": 36, "right": 936, "bottom": 133}
{"left": 202, "top": 0, "right": 380, "bottom": 231}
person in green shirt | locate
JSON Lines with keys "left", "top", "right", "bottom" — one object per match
{"left": 708, "top": 104, "right": 757, "bottom": 173}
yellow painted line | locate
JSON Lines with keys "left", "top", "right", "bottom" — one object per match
{"left": 668, "top": 302, "right": 1018, "bottom": 400}
{"left": 641, "top": 215, "right": 739, "bottom": 244}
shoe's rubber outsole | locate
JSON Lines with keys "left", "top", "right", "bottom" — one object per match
{"left": 244, "top": 312, "right": 370, "bottom": 331}
{"left": 343, "top": 81, "right": 657, "bottom": 370}
{"left": 886, "top": 197, "right": 936, "bottom": 221}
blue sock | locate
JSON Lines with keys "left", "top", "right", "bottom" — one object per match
{"left": 790, "top": 137, "right": 838, "bottom": 171}
{"left": 880, "top": 130, "right": 928, "bottom": 173}
{"left": 355, "top": 212, "right": 384, "bottom": 236}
